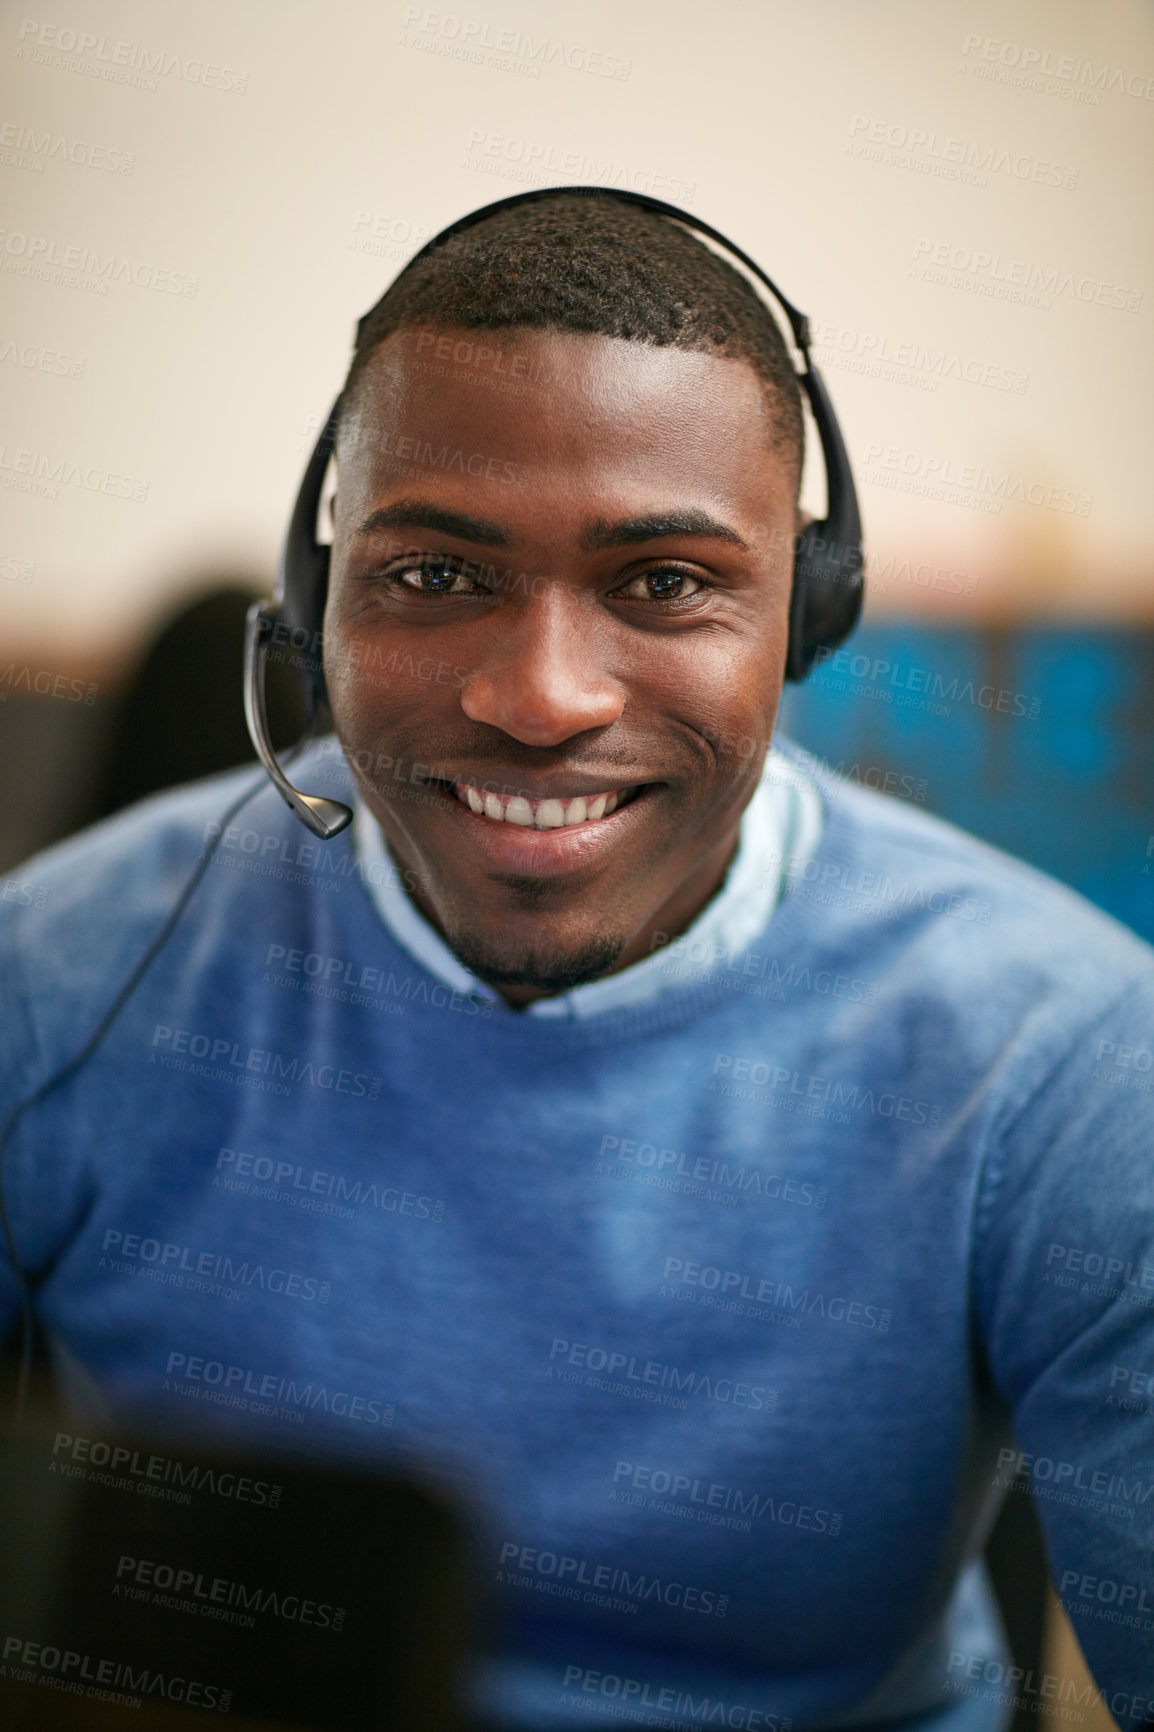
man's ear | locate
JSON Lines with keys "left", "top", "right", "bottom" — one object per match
{"left": 329, "top": 492, "right": 338, "bottom": 532}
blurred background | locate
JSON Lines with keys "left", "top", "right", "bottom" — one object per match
{"left": 1, "top": 0, "right": 1151, "bottom": 1720}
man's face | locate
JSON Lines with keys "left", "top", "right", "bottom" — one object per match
{"left": 324, "top": 325, "right": 799, "bottom": 1005}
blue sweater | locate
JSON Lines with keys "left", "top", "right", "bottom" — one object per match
{"left": 3, "top": 740, "right": 1153, "bottom": 1732}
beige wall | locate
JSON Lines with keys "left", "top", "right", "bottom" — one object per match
{"left": 1, "top": 0, "right": 1151, "bottom": 680}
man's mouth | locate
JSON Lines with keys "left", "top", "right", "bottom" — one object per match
{"left": 449, "top": 782, "right": 642, "bottom": 829}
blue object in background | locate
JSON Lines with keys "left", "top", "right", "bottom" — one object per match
{"left": 779, "top": 626, "right": 1154, "bottom": 945}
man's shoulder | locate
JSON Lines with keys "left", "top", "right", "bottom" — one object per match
{"left": 779, "top": 740, "right": 1154, "bottom": 994}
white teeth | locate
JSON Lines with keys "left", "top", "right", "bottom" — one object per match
{"left": 455, "top": 783, "right": 635, "bottom": 827}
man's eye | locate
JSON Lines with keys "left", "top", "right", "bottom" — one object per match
{"left": 616, "top": 568, "right": 706, "bottom": 603}
{"left": 387, "top": 560, "right": 482, "bottom": 595}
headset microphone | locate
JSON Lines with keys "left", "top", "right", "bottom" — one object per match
{"left": 244, "top": 185, "right": 865, "bottom": 840}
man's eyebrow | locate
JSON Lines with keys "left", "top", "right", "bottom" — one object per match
{"left": 580, "top": 510, "right": 748, "bottom": 552}
{"left": 355, "top": 501, "right": 512, "bottom": 547}
{"left": 354, "top": 502, "right": 749, "bottom": 553}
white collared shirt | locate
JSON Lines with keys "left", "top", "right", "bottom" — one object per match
{"left": 353, "top": 748, "right": 822, "bottom": 1018}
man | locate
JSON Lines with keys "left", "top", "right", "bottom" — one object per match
{"left": 2, "top": 193, "right": 1153, "bottom": 1732}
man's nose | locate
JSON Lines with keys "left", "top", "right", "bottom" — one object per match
{"left": 458, "top": 591, "right": 625, "bottom": 746}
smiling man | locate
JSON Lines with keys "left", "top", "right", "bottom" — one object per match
{"left": 2, "top": 193, "right": 1154, "bottom": 1732}
{"left": 327, "top": 315, "right": 797, "bottom": 1004}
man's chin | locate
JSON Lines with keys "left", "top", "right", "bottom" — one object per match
{"left": 444, "top": 927, "right": 628, "bottom": 997}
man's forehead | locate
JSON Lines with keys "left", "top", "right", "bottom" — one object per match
{"left": 339, "top": 323, "right": 783, "bottom": 494}
{"left": 353, "top": 322, "right": 771, "bottom": 414}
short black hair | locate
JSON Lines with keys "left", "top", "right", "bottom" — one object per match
{"left": 338, "top": 192, "right": 804, "bottom": 478}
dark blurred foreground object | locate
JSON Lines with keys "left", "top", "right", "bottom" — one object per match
{"left": 89, "top": 586, "right": 311, "bottom": 823}
{"left": 0, "top": 1421, "right": 473, "bottom": 1730}
{"left": 0, "top": 584, "right": 313, "bottom": 874}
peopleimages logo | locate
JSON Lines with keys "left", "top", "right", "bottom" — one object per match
{"left": 214, "top": 1146, "right": 445, "bottom": 1224}
{"left": 911, "top": 237, "right": 1141, "bottom": 313}
{"left": 1109, "top": 1364, "right": 1154, "bottom": 1402}
{"left": 0, "top": 118, "right": 135, "bottom": 174}
{"left": 349, "top": 209, "right": 432, "bottom": 261}
{"left": 0, "top": 664, "right": 96, "bottom": 702}
{"left": 15, "top": 18, "right": 249, "bottom": 93}
{"left": 649, "top": 932, "right": 878, "bottom": 1005}
{"left": 1, "top": 1636, "right": 230, "bottom": 1713}
{"left": 164, "top": 1351, "right": 395, "bottom": 1427}
{"left": 847, "top": 115, "right": 1079, "bottom": 189}
{"left": 662, "top": 1256, "right": 892, "bottom": 1332}
{"left": 866, "top": 551, "right": 981, "bottom": 596}
{"left": 611, "top": 1460, "right": 842, "bottom": 1538}
{"left": 100, "top": 1228, "right": 332, "bottom": 1305}
{"left": 995, "top": 1446, "right": 1154, "bottom": 1508}
{"left": 547, "top": 1338, "right": 776, "bottom": 1413}
{"left": 399, "top": 7, "right": 632, "bottom": 81}
{"left": 959, "top": 33, "right": 1154, "bottom": 102}
{"left": 1042, "top": 1239, "right": 1154, "bottom": 1303}
{"left": 463, "top": 128, "right": 692, "bottom": 199}
{"left": 944, "top": 1649, "right": 1147, "bottom": 1726}
{"left": 711, "top": 1054, "right": 940, "bottom": 1128}
{"left": 0, "top": 336, "right": 85, "bottom": 379}
{"left": 496, "top": 1540, "right": 728, "bottom": 1618}
{"left": 261, "top": 941, "right": 492, "bottom": 1020}
{"left": 149, "top": 1024, "right": 382, "bottom": 1099}
{"left": 811, "top": 644, "right": 1040, "bottom": 722}
{"left": 0, "top": 445, "right": 147, "bottom": 502}
{"left": 560, "top": 1667, "right": 791, "bottom": 1730}
{"left": 1, "top": 876, "right": 48, "bottom": 908}
{"left": 812, "top": 323, "right": 1027, "bottom": 399}
{"left": 596, "top": 1134, "right": 827, "bottom": 1209}
{"left": 0, "top": 229, "right": 198, "bottom": 296}
{"left": 862, "top": 440, "right": 1092, "bottom": 516}
{"left": 51, "top": 1432, "right": 282, "bottom": 1509}
{"left": 777, "top": 854, "right": 992, "bottom": 925}
{"left": 369, "top": 422, "right": 530, "bottom": 485}
{"left": 1058, "top": 1567, "right": 1154, "bottom": 1615}
{"left": 1092, "top": 1036, "right": 1154, "bottom": 1095}
{"left": 115, "top": 1553, "right": 345, "bottom": 1632}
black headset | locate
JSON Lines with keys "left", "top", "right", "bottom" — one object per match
{"left": 243, "top": 185, "right": 865, "bottom": 842}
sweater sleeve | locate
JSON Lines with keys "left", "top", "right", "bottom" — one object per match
{"left": 0, "top": 864, "right": 122, "bottom": 1348}
{"left": 973, "top": 970, "right": 1154, "bottom": 1721}
{"left": 0, "top": 896, "right": 46, "bottom": 1347}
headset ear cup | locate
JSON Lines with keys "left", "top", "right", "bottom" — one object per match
{"left": 786, "top": 520, "right": 865, "bottom": 682}
{"left": 303, "top": 544, "right": 331, "bottom": 711}
{"left": 276, "top": 542, "right": 330, "bottom": 716}
{"left": 278, "top": 402, "right": 341, "bottom": 712}
{"left": 785, "top": 554, "right": 812, "bottom": 683}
